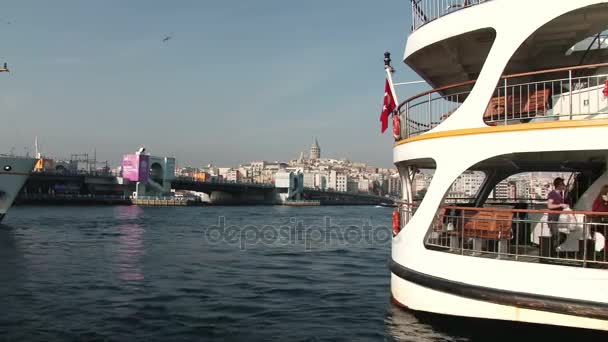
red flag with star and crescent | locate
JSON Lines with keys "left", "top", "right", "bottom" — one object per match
{"left": 380, "top": 78, "right": 397, "bottom": 133}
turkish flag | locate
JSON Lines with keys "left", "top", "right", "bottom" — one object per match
{"left": 380, "top": 78, "right": 397, "bottom": 133}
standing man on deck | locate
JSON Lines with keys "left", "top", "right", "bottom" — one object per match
{"left": 547, "top": 177, "right": 569, "bottom": 252}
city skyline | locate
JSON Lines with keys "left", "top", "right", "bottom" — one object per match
{"left": 0, "top": 0, "right": 424, "bottom": 168}
{"left": 30, "top": 137, "right": 395, "bottom": 171}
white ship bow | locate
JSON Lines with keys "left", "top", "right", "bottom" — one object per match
{"left": 0, "top": 156, "right": 36, "bottom": 223}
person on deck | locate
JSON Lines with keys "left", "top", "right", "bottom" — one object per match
{"left": 592, "top": 185, "right": 608, "bottom": 213}
{"left": 591, "top": 185, "right": 608, "bottom": 234}
{"left": 547, "top": 177, "right": 569, "bottom": 250}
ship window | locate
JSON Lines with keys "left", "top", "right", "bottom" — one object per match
{"left": 413, "top": 169, "right": 434, "bottom": 201}
{"left": 445, "top": 171, "right": 485, "bottom": 205}
{"left": 3, "top": 165, "right": 11, "bottom": 171}
{"left": 565, "top": 30, "right": 608, "bottom": 56}
{"left": 415, "top": 170, "right": 486, "bottom": 204}
{"left": 423, "top": 150, "right": 608, "bottom": 268}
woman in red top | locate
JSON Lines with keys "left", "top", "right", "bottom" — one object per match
{"left": 591, "top": 185, "right": 608, "bottom": 240}
{"left": 592, "top": 185, "right": 608, "bottom": 212}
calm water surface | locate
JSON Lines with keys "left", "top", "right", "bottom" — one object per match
{"left": 0, "top": 206, "right": 596, "bottom": 341}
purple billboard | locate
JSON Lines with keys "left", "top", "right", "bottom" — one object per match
{"left": 122, "top": 154, "right": 149, "bottom": 182}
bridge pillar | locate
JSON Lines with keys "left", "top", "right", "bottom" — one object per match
{"left": 209, "top": 191, "right": 271, "bottom": 205}
{"left": 210, "top": 191, "right": 236, "bottom": 204}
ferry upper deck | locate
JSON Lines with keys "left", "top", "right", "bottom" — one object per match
{"left": 406, "top": 1, "right": 608, "bottom": 88}
{"left": 395, "top": 1, "right": 608, "bottom": 144}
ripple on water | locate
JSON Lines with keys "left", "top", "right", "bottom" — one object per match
{"left": 0, "top": 206, "right": 510, "bottom": 341}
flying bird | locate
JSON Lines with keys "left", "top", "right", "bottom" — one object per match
{"left": 162, "top": 36, "right": 172, "bottom": 43}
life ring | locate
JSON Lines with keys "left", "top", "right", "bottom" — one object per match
{"left": 392, "top": 114, "right": 401, "bottom": 140}
{"left": 392, "top": 210, "right": 401, "bottom": 236}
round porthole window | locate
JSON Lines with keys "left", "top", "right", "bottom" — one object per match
{"left": 3, "top": 165, "right": 11, "bottom": 171}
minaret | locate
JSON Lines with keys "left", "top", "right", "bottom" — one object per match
{"left": 35, "top": 136, "right": 41, "bottom": 159}
{"left": 309, "top": 139, "right": 321, "bottom": 160}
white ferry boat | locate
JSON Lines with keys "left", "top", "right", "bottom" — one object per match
{"left": 389, "top": 0, "right": 608, "bottom": 331}
{"left": 0, "top": 155, "right": 36, "bottom": 223}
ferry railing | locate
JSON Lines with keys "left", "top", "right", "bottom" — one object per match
{"left": 398, "top": 202, "right": 418, "bottom": 228}
{"left": 402, "top": 86, "right": 473, "bottom": 138}
{"left": 397, "top": 62, "right": 608, "bottom": 140}
{"left": 425, "top": 205, "right": 608, "bottom": 268}
{"left": 486, "top": 65, "right": 608, "bottom": 125}
{"left": 17, "top": 193, "right": 129, "bottom": 200}
{"left": 398, "top": 197, "right": 522, "bottom": 226}
{"left": 411, "top": 0, "right": 490, "bottom": 31}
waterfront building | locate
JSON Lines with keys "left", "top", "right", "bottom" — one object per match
{"left": 314, "top": 172, "right": 327, "bottom": 190}
{"left": 225, "top": 170, "right": 241, "bottom": 182}
{"left": 303, "top": 172, "right": 315, "bottom": 188}
{"left": 413, "top": 172, "right": 432, "bottom": 197}
{"left": 388, "top": 174, "right": 401, "bottom": 197}
{"left": 347, "top": 179, "right": 359, "bottom": 193}
{"left": 450, "top": 171, "right": 485, "bottom": 198}
{"left": 218, "top": 167, "right": 232, "bottom": 179}
{"left": 336, "top": 173, "right": 347, "bottom": 192}
{"left": 328, "top": 170, "right": 337, "bottom": 190}
{"left": 357, "top": 178, "right": 370, "bottom": 193}
{"left": 492, "top": 180, "right": 510, "bottom": 200}
{"left": 194, "top": 172, "right": 210, "bottom": 182}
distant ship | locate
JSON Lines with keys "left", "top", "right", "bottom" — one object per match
{"left": 0, "top": 155, "right": 36, "bottom": 223}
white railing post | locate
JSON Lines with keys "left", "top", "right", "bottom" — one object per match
{"left": 460, "top": 210, "right": 465, "bottom": 255}
{"left": 428, "top": 93, "right": 432, "bottom": 131}
{"left": 404, "top": 107, "right": 409, "bottom": 138}
{"left": 583, "top": 220, "right": 588, "bottom": 267}
{"left": 569, "top": 69, "right": 573, "bottom": 120}
{"left": 504, "top": 78, "right": 508, "bottom": 125}
{"left": 411, "top": 1, "right": 414, "bottom": 30}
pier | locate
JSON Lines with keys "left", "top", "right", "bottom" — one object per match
{"left": 131, "top": 196, "right": 201, "bottom": 206}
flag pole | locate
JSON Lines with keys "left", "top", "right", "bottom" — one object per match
{"left": 384, "top": 52, "right": 412, "bottom": 206}
{"left": 384, "top": 52, "right": 400, "bottom": 109}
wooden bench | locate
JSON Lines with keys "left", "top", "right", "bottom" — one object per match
{"left": 461, "top": 210, "right": 513, "bottom": 240}
{"left": 483, "top": 88, "right": 551, "bottom": 124}
{"left": 448, "top": 209, "right": 514, "bottom": 254}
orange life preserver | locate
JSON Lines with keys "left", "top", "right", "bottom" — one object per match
{"left": 392, "top": 210, "right": 401, "bottom": 236}
{"left": 603, "top": 80, "right": 608, "bottom": 98}
{"left": 392, "top": 114, "right": 401, "bottom": 141}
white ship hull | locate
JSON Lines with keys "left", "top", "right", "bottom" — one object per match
{"left": 0, "top": 156, "right": 36, "bottom": 223}
{"left": 389, "top": 0, "right": 608, "bottom": 332}
{"left": 390, "top": 255, "right": 608, "bottom": 331}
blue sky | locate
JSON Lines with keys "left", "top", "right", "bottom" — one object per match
{"left": 0, "top": 0, "right": 424, "bottom": 167}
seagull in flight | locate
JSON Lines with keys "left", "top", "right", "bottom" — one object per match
{"left": 162, "top": 36, "right": 172, "bottom": 43}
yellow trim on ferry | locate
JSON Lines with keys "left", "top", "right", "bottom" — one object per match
{"left": 394, "top": 119, "right": 608, "bottom": 146}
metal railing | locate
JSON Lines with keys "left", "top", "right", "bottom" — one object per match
{"left": 397, "top": 63, "right": 608, "bottom": 140}
{"left": 424, "top": 205, "right": 608, "bottom": 268}
{"left": 174, "top": 176, "right": 275, "bottom": 188}
{"left": 19, "top": 193, "right": 128, "bottom": 200}
{"left": 400, "top": 81, "right": 474, "bottom": 138}
{"left": 411, "top": 0, "right": 490, "bottom": 31}
{"left": 486, "top": 64, "right": 608, "bottom": 125}
{"left": 33, "top": 170, "right": 117, "bottom": 177}
{"left": 133, "top": 195, "right": 195, "bottom": 201}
